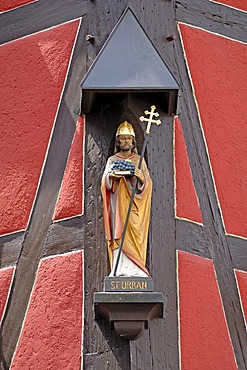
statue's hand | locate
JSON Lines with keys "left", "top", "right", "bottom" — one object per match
{"left": 134, "top": 168, "right": 144, "bottom": 183}
{"left": 109, "top": 171, "right": 124, "bottom": 179}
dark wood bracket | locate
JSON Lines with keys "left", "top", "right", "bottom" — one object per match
{"left": 94, "top": 291, "right": 165, "bottom": 340}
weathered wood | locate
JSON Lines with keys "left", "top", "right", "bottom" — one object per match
{"left": 175, "top": 0, "right": 247, "bottom": 43}
{"left": 42, "top": 219, "right": 247, "bottom": 272}
{"left": 83, "top": 103, "right": 132, "bottom": 369}
{"left": 84, "top": 345, "right": 130, "bottom": 370}
{"left": 128, "top": 1, "right": 180, "bottom": 367}
{"left": 0, "top": 0, "right": 87, "bottom": 45}
{"left": 172, "top": 219, "right": 247, "bottom": 273}
{"left": 130, "top": 333, "right": 153, "bottom": 370}
{"left": 148, "top": 114, "right": 178, "bottom": 369}
{"left": 43, "top": 219, "right": 84, "bottom": 257}
{"left": 86, "top": 0, "right": 129, "bottom": 69}
{"left": 228, "top": 235, "right": 247, "bottom": 272}
{"left": 125, "top": 93, "right": 178, "bottom": 368}
{"left": 175, "top": 219, "right": 211, "bottom": 259}
{"left": 0, "top": 232, "right": 24, "bottom": 268}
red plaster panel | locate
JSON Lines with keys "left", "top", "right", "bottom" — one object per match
{"left": 212, "top": 0, "right": 247, "bottom": 12}
{"left": 0, "top": 20, "right": 80, "bottom": 236}
{"left": 178, "top": 251, "right": 237, "bottom": 370}
{"left": 0, "top": 266, "right": 14, "bottom": 321}
{"left": 53, "top": 116, "right": 84, "bottom": 221}
{"left": 235, "top": 270, "right": 247, "bottom": 326}
{"left": 11, "top": 251, "right": 83, "bottom": 369}
{"left": 179, "top": 24, "right": 247, "bottom": 238}
{"left": 0, "top": 0, "right": 35, "bottom": 12}
{"left": 175, "top": 117, "right": 203, "bottom": 224}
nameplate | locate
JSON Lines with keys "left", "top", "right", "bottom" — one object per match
{"left": 104, "top": 277, "right": 154, "bottom": 292}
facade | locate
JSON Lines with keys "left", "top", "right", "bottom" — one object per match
{"left": 0, "top": 0, "right": 247, "bottom": 369}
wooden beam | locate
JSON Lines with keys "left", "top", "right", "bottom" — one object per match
{"left": 0, "top": 0, "right": 87, "bottom": 45}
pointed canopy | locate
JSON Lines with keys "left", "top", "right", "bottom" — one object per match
{"left": 80, "top": 8, "right": 179, "bottom": 113}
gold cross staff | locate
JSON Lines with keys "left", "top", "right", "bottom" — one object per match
{"left": 139, "top": 105, "right": 161, "bottom": 134}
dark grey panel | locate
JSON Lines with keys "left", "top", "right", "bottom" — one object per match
{"left": 81, "top": 8, "right": 179, "bottom": 90}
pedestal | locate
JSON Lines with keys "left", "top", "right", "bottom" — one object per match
{"left": 94, "top": 277, "right": 165, "bottom": 340}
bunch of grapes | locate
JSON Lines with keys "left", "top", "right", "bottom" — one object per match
{"left": 111, "top": 160, "right": 135, "bottom": 175}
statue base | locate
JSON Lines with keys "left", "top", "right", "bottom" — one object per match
{"left": 94, "top": 277, "right": 165, "bottom": 340}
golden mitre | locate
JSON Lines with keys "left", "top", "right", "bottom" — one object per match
{"left": 116, "top": 121, "right": 135, "bottom": 137}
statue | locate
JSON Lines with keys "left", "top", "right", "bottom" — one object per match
{"left": 101, "top": 121, "right": 152, "bottom": 277}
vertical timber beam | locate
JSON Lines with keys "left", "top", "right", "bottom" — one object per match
{"left": 128, "top": 96, "right": 178, "bottom": 369}
{"left": 83, "top": 109, "right": 131, "bottom": 369}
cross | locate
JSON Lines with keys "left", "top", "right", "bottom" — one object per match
{"left": 139, "top": 105, "right": 161, "bottom": 134}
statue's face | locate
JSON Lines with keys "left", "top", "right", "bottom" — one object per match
{"left": 118, "top": 135, "right": 134, "bottom": 151}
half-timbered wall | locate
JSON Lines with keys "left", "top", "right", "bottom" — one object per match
{"left": 0, "top": 1, "right": 246, "bottom": 369}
